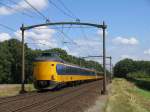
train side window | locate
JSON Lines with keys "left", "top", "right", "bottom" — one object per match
{"left": 76, "top": 68, "right": 79, "bottom": 75}
{"left": 71, "top": 67, "right": 74, "bottom": 75}
{"left": 67, "top": 66, "right": 70, "bottom": 74}
{"left": 63, "top": 65, "right": 67, "bottom": 75}
{"left": 75, "top": 67, "right": 78, "bottom": 75}
{"left": 62, "top": 65, "right": 65, "bottom": 75}
{"left": 79, "top": 68, "right": 81, "bottom": 75}
{"left": 72, "top": 67, "right": 75, "bottom": 74}
{"left": 69, "top": 66, "right": 71, "bottom": 75}
{"left": 90, "top": 71, "right": 92, "bottom": 75}
{"left": 66, "top": 66, "right": 70, "bottom": 75}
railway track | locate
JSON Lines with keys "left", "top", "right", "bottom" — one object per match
{"left": 0, "top": 87, "right": 71, "bottom": 105}
{"left": 0, "top": 80, "right": 102, "bottom": 112}
{"left": 17, "top": 82, "right": 99, "bottom": 112}
{"left": 0, "top": 91, "right": 38, "bottom": 104}
{"left": 0, "top": 90, "right": 58, "bottom": 105}
{"left": 41, "top": 80, "right": 103, "bottom": 112}
{"left": 41, "top": 85, "right": 94, "bottom": 112}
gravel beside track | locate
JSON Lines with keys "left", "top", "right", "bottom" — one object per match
{"left": 0, "top": 80, "right": 103, "bottom": 112}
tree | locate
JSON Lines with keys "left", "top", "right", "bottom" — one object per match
{"left": 7, "top": 39, "right": 22, "bottom": 83}
{"left": 0, "top": 39, "right": 104, "bottom": 83}
{"left": 0, "top": 39, "right": 35, "bottom": 83}
{"left": 114, "top": 58, "right": 136, "bottom": 78}
{"left": 0, "top": 40, "right": 13, "bottom": 83}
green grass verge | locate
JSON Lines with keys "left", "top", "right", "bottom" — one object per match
{"left": 104, "top": 78, "right": 150, "bottom": 112}
{"left": 134, "top": 87, "right": 150, "bottom": 99}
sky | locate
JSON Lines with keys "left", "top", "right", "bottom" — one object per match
{"left": 0, "top": 0, "right": 150, "bottom": 65}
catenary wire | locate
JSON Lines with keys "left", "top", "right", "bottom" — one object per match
{"left": 23, "top": 0, "right": 50, "bottom": 22}
{"left": 57, "top": 0, "right": 77, "bottom": 19}
{"left": 7, "top": 0, "right": 39, "bottom": 19}
{"left": 48, "top": 0, "right": 76, "bottom": 20}
{"left": 0, "top": 1, "right": 34, "bottom": 18}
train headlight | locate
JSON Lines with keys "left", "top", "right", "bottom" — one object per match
{"left": 51, "top": 75, "right": 55, "bottom": 80}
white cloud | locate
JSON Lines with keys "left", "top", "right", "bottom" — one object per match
{"left": 63, "top": 38, "right": 102, "bottom": 59}
{"left": 113, "top": 36, "right": 139, "bottom": 45}
{"left": 144, "top": 49, "right": 150, "bottom": 55}
{"left": 0, "top": 33, "right": 11, "bottom": 42}
{"left": 75, "top": 38, "right": 101, "bottom": 48}
{"left": 0, "top": 0, "right": 48, "bottom": 15}
{"left": 14, "top": 26, "right": 56, "bottom": 49}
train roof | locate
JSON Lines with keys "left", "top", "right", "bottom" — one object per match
{"left": 34, "top": 52, "right": 65, "bottom": 63}
{"left": 34, "top": 52, "right": 99, "bottom": 72}
{"left": 59, "top": 62, "right": 96, "bottom": 72}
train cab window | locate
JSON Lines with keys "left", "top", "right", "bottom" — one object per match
{"left": 41, "top": 52, "right": 52, "bottom": 57}
{"left": 57, "top": 64, "right": 64, "bottom": 75}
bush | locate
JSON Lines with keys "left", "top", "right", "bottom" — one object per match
{"left": 127, "top": 71, "right": 150, "bottom": 79}
{"left": 114, "top": 59, "right": 150, "bottom": 78}
{"left": 127, "top": 71, "right": 150, "bottom": 90}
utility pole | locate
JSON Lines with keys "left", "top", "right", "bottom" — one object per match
{"left": 20, "top": 24, "right": 26, "bottom": 94}
{"left": 80, "top": 59, "right": 82, "bottom": 67}
{"left": 81, "top": 55, "right": 111, "bottom": 93}
{"left": 102, "top": 21, "right": 107, "bottom": 94}
{"left": 109, "top": 56, "right": 112, "bottom": 82}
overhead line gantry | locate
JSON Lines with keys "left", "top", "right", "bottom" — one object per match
{"left": 20, "top": 21, "right": 107, "bottom": 94}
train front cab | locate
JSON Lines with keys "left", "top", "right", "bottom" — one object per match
{"left": 33, "top": 61, "right": 58, "bottom": 89}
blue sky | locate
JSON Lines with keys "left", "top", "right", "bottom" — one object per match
{"left": 0, "top": 0, "right": 150, "bottom": 64}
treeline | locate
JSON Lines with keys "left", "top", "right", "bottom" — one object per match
{"left": 0, "top": 39, "right": 103, "bottom": 84}
{"left": 114, "top": 58, "right": 150, "bottom": 78}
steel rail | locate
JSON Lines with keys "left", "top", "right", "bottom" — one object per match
{"left": 11, "top": 81, "right": 101, "bottom": 112}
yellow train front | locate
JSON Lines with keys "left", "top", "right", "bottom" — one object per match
{"left": 33, "top": 53, "right": 103, "bottom": 90}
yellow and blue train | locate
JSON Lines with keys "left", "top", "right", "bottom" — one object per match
{"left": 33, "top": 53, "right": 103, "bottom": 89}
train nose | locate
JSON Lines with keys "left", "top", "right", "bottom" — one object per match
{"left": 33, "top": 62, "right": 51, "bottom": 80}
{"left": 34, "top": 80, "right": 58, "bottom": 89}
{"left": 34, "top": 80, "right": 50, "bottom": 89}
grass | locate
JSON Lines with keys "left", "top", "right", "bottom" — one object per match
{"left": 104, "top": 78, "right": 150, "bottom": 112}
{"left": 134, "top": 87, "right": 150, "bottom": 99}
{"left": 0, "top": 84, "right": 35, "bottom": 97}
